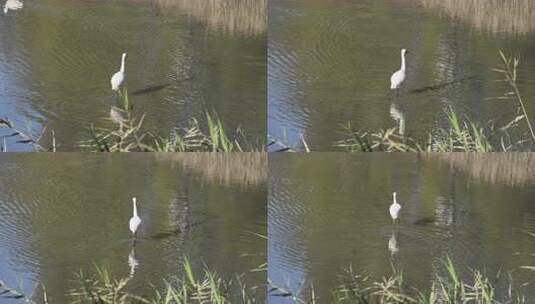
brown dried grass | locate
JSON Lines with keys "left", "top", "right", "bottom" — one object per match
{"left": 419, "top": 0, "right": 535, "bottom": 35}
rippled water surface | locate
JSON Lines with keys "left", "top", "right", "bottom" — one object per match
{"left": 269, "top": 153, "right": 535, "bottom": 302}
{"left": 0, "top": 0, "right": 266, "bottom": 151}
{"left": 268, "top": 0, "right": 535, "bottom": 151}
{"left": 0, "top": 154, "right": 266, "bottom": 303}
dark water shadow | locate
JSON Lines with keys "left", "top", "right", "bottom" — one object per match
{"left": 131, "top": 77, "right": 194, "bottom": 96}
{"left": 410, "top": 76, "right": 478, "bottom": 94}
{"left": 150, "top": 220, "right": 204, "bottom": 240}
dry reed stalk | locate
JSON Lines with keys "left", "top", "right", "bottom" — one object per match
{"left": 154, "top": 0, "right": 266, "bottom": 36}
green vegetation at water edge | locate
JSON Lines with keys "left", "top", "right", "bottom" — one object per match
{"left": 1, "top": 258, "right": 264, "bottom": 304}
{"left": 80, "top": 88, "right": 260, "bottom": 152}
{"left": 270, "top": 256, "right": 532, "bottom": 304}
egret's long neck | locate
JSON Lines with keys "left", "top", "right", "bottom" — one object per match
{"left": 400, "top": 52, "right": 406, "bottom": 71}
{"left": 393, "top": 195, "right": 398, "bottom": 205}
{"left": 120, "top": 55, "right": 126, "bottom": 73}
{"left": 133, "top": 201, "right": 138, "bottom": 217}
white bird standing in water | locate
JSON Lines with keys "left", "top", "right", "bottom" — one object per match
{"left": 389, "top": 192, "right": 402, "bottom": 223}
{"left": 3, "top": 0, "right": 23, "bottom": 14}
{"left": 111, "top": 53, "right": 127, "bottom": 91}
{"left": 129, "top": 197, "right": 141, "bottom": 244}
{"left": 390, "top": 49, "right": 408, "bottom": 90}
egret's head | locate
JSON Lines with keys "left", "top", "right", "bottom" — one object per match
{"left": 122, "top": 53, "right": 127, "bottom": 60}
{"left": 402, "top": 49, "right": 409, "bottom": 55}
{"left": 132, "top": 197, "right": 137, "bottom": 204}
{"left": 393, "top": 192, "right": 397, "bottom": 198}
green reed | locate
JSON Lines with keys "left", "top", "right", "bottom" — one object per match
{"left": 80, "top": 88, "right": 256, "bottom": 152}
{"left": 270, "top": 256, "right": 528, "bottom": 304}
{"left": 65, "top": 258, "right": 261, "bottom": 304}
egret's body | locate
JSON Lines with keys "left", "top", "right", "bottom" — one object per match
{"left": 129, "top": 197, "right": 141, "bottom": 243}
{"left": 389, "top": 192, "right": 402, "bottom": 223}
{"left": 3, "top": 0, "right": 23, "bottom": 14}
{"left": 390, "top": 49, "right": 408, "bottom": 90}
{"left": 111, "top": 53, "right": 127, "bottom": 91}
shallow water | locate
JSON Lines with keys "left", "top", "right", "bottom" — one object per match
{"left": 0, "top": 154, "right": 266, "bottom": 303}
{"left": 268, "top": 0, "right": 535, "bottom": 151}
{"left": 269, "top": 153, "right": 535, "bottom": 302}
{"left": 0, "top": 0, "right": 266, "bottom": 151}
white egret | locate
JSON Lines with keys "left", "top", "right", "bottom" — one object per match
{"left": 390, "top": 49, "right": 408, "bottom": 90}
{"left": 129, "top": 197, "right": 141, "bottom": 244}
{"left": 3, "top": 0, "right": 23, "bottom": 14}
{"left": 389, "top": 192, "right": 402, "bottom": 223}
{"left": 111, "top": 53, "right": 127, "bottom": 91}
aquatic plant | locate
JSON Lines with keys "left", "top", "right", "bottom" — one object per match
{"left": 0, "top": 118, "right": 55, "bottom": 152}
{"left": 270, "top": 257, "right": 528, "bottom": 303}
{"left": 80, "top": 88, "right": 255, "bottom": 152}
{"left": 493, "top": 51, "right": 535, "bottom": 146}
{"left": 70, "top": 267, "right": 134, "bottom": 304}
{"left": 151, "top": 259, "right": 258, "bottom": 304}
{"left": 268, "top": 132, "right": 311, "bottom": 152}
{"left": 65, "top": 258, "right": 261, "bottom": 304}
{"left": 0, "top": 280, "right": 25, "bottom": 300}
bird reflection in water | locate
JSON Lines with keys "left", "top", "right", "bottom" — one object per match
{"left": 388, "top": 232, "right": 399, "bottom": 256}
{"left": 390, "top": 103, "right": 406, "bottom": 136}
{"left": 128, "top": 247, "right": 139, "bottom": 278}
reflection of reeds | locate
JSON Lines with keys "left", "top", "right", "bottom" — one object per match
{"left": 419, "top": 0, "right": 535, "bottom": 35}
{"left": 434, "top": 153, "right": 535, "bottom": 187}
{"left": 154, "top": 0, "right": 266, "bottom": 36}
{"left": 165, "top": 153, "right": 267, "bottom": 186}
